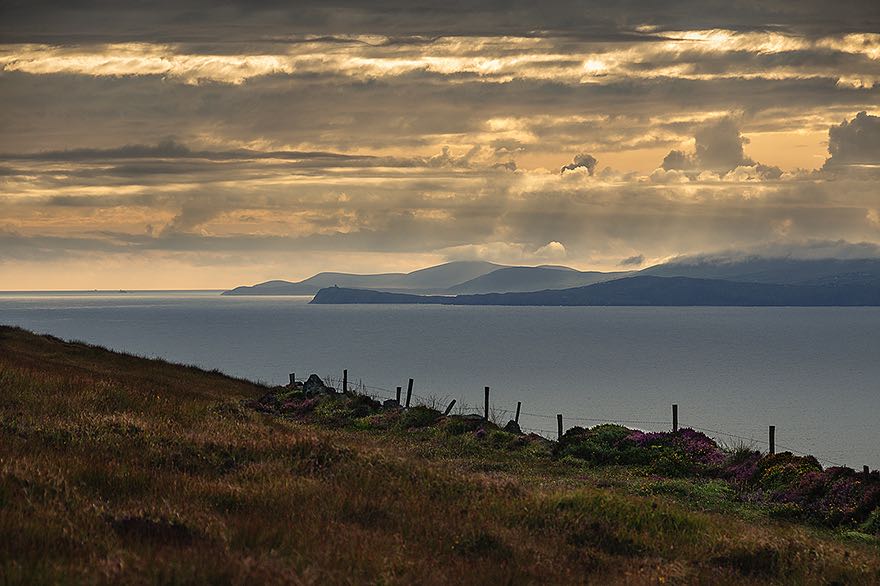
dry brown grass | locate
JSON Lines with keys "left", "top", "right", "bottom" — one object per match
{"left": 1, "top": 325, "right": 878, "bottom": 585}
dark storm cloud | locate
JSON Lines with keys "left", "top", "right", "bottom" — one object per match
{"left": 824, "top": 111, "right": 880, "bottom": 168}
{"left": 2, "top": 1, "right": 878, "bottom": 43}
{"left": 693, "top": 117, "right": 750, "bottom": 172}
{"left": 44, "top": 194, "right": 161, "bottom": 208}
{"left": 660, "top": 117, "right": 782, "bottom": 178}
{"left": 3, "top": 70, "right": 877, "bottom": 156}
{"left": 0, "top": 139, "right": 389, "bottom": 165}
{"left": 561, "top": 154, "right": 598, "bottom": 175}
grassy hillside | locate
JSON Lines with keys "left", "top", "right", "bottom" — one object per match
{"left": 1, "top": 325, "right": 878, "bottom": 584}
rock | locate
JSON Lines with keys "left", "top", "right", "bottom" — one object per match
{"left": 383, "top": 399, "right": 401, "bottom": 409}
{"left": 503, "top": 420, "right": 522, "bottom": 434}
{"left": 474, "top": 428, "right": 487, "bottom": 440}
{"left": 303, "top": 374, "right": 336, "bottom": 396}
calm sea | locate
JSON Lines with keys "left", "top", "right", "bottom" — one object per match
{"left": 1, "top": 291, "right": 878, "bottom": 468}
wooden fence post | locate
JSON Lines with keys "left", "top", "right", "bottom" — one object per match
{"left": 515, "top": 401, "right": 522, "bottom": 424}
{"left": 444, "top": 399, "right": 456, "bottom": 416}
{"left": 769, "top": 425, "right": 776, "bottom": 455}
{"left": 289, "top": 373, "right": 296, "bottom": 386}
{"left": 557, "top": 414, "right": 563, "bottom": 441}
{"left": 672, "top": 404, "right": 678, "bottom": 432}
{"left": 484, "top": 386, "right": 490, "bottom": 421}
{"left": 396, "top": 386, "right": 402, "bottom": 404}
{"left": 865, "top": 465, "right": 871, "bottom": 478}
{"left": 405, "top": 379, "right": 413, "bottom": 408}
{"left": 343, "top": 369, "right": 348, "bottom": 393}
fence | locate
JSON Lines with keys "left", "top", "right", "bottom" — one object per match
{"left": 309, "top": 371, "right": 857, "bottom": 470}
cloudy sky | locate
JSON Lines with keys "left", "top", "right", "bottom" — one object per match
{"left": 1, "top": 1, "right": 879, "bottom": 289}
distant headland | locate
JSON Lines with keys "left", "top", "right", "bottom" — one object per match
{"left": 224, "top": 256, "right": 880, "bottom": 306}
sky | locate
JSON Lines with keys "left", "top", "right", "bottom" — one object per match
{"left": 1, "top": 1, "right": 880, "bottom": 290}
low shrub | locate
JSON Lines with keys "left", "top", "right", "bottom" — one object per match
{"left": 354, "top": 410, "right": 401, "bottom": 430}
{"left": 557, "top": 426, "right": 726, "bottom": 475}
{"left": 556, "top": 424, "right": 649, "bottom": 465}
{"left": 397, "top": 405, "right": 441, "bottom": 428}
{"left": 752, "top": 452, "right": 822, "bottom": 492}
{"left": 312, "top": 394, "right": 381, "bottom": 426}
{"left": 720, "top": 447, "right": 763, "bottom": 485}
{"left": 280, "top": 396, "right": 321, "bottom": 416}
{"left": 650, "top": 446, "right": 701, "bottom": 477}
{"left": 770, "top": 466, "right": 880, "bottom": 528}
{"left": 627, "top": 428, "right": 726, "bottom": 476}
{"left": 860, "top": 507, "right": 880, "bottom": 535}
{"left": 437, "top": 415, "right": 488, "bottom": 435}
{"left": 486, "top": 429, "right": 524, "bottom": 450}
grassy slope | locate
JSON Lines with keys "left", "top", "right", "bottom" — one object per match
{"left": 1, "top": 325, "right": 878, "bottom": 585}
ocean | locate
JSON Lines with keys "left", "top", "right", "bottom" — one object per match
{"left": 1, "top": 291, "right": 878, "bottom": 468}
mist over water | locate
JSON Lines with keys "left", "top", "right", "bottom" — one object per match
{"left": 1, "top": 291, "right": 877, "bottom": 468}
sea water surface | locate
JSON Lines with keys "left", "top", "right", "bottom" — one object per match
{"left": 1, "top": 291, "right": 878, "bottom": 468}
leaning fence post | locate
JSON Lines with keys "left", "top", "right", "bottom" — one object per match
{"left": 672, "top": 404, "right": 678, "bottom": 432}
{"left": 444, "top": 399, "right": 456, "bottom": 416}
{"left": 396, "top": 386, "right": 402, "bottom": 404}
{"left": 405, "top": 378, "right": 413, "bottom": 408}
{"left": 343, "top": 369, "right": 348, "bottom": 393}
{"left": 289, "top": 373, "right": 296, "bottom": 386}
{"left": 769, "top": 425, "right": 776, "bottom": 455}
{"left": 557, "top": 414, "right": 563, "bottom": 441}
{"left": 515, "top": 401, "right": 522, "bottom": 424}
{"left": 484, "top": 387, "right": 490, "bottom": 421}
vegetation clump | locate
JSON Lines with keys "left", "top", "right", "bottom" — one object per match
{"left": 555, "top": 426, "right": 880, "bottom": 531}
{"left": 255, "top": 380, "right": 880, "bottom": 535}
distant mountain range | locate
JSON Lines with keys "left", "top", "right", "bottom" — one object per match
{"left": 223, "top": 256, "right": 880, "bottom": 299}
{"left": 222, "top": 261, "right": 505, "bottom": 295}
{"left": 311, "top": 276, "right": 880, "bottom": 307}
{"left": 447, "top": 266, "right": 633, "bottom": 294}
{"left": 223, "top": 261, "right": 632, "bottom": 296}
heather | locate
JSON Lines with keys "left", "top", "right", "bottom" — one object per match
{"left": 2, "top": 325, "right": 879, "bottom": 585}
{"left": 556, "top": 427, "right": 880, "bottom": 533}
